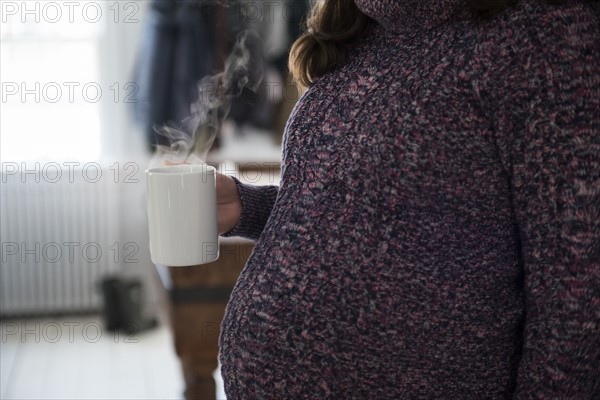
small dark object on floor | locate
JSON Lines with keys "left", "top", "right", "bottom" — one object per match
{"left": 100, "top": 276, "right": 158, "bottom": 334}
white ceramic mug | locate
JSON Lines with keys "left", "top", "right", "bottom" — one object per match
{"left": 146, "top": 164, "right": 219, "bottom": 266}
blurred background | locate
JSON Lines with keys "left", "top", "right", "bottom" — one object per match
{"left": 1, "top": 1, "right": 308, "bottom": 398}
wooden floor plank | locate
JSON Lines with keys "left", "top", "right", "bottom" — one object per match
{"left": 0, "top": 317, "right": 184, "bottom": 400}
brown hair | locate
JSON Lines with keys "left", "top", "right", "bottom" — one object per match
{"left": 289, "top": 0, "right": 597, "bottom": 88}
{"left": 289, "top": 1, "right": 372, "bottom": 88}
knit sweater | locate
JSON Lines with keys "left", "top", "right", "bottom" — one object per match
{"left": 219, "top": 0, "right": 600, "bottom": 398}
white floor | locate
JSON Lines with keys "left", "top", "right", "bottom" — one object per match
{"left": 1, "top": 316, "right": 186, "bottom": 400}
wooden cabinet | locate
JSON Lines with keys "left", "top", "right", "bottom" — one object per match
{"left": 158, "top": 240, "right": 254, "bottom": 400}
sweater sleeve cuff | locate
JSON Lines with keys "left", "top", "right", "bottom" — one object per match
{"left": 222, "top": 177, "right": 278, "bottom": 241}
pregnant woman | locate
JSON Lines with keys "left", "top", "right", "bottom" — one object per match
{"left": 214, "top": 0, "right": 600, "bottom": 398}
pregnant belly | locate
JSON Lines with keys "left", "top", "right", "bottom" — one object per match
{"left": 218, "top": 195, "right": 522, "bottom": 399}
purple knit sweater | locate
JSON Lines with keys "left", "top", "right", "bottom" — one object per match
{"left": 219, "top": 0, "right": 600, "bottom": 398}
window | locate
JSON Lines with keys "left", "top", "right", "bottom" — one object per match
{"left": 1, "top": 1, "right": 148, "bottom": 162}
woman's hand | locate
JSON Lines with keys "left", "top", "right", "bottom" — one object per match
{"left": 215, "top": 171, "right": 242, "bottom": 235}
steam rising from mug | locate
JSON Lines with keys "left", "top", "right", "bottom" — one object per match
{"left": 154, "top": 30, "right": 264, "bottom": 163}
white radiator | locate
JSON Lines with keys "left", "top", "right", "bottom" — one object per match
{"left": 0, "top": 163, "right": 140, "bottom": 317}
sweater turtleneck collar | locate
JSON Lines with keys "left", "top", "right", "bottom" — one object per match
{"left": 354, "top": 0, "right": 468, "bottom": 34}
